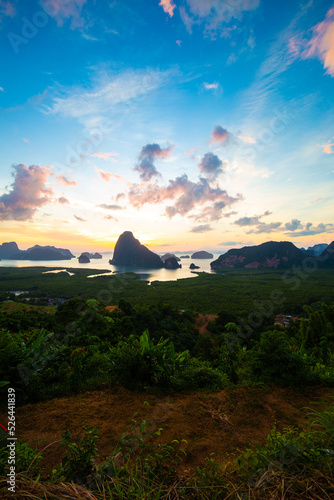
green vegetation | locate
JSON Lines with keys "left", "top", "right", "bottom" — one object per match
{"left": 0, "top": 266, "right": 334, "bottom": 315}
{"left": 0, "top": 294, "right": 334, "bottom": 403}
{"left": 1, "top": 267, "right": 334, "bottom": 497}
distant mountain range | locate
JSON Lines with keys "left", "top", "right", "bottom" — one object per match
{"left": 300, "top": 243, "right": 328, "bottom": 256}
{"left": 211, "top": 241, "right": 334, "bottom": 270}
{"left": 1, "top": 237, "right": 333, "bottom": 269}
{"left": 0, "top": 242, "right": 75, "bottom": 261}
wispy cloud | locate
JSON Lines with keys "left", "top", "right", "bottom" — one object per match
{"left": 302, "top": 7, "right": 334, "bottom": 77}
{"left": 310, "top": 197, "right": 329, "bottom": 205}
{"left": 74, "top": 214, "right": 86, "bottom": 222}
{"left": 40, "top": 0, "right": 88, "bottom": 30}
{"left": 104, "top": 214, "right": 118, "bottom": 221}
{"left": 180, "top": 0, "right": 260, "bottom": 37}
{"left": 203, "top": 82, "right": 219, "bottom": 90}
{"left": 241, "top": 2, "right": 313, "bottom": 117}
{"left": 96, "top": 168, "right": 129, "bottom": 184}
{"left": 82, "top": 33, "right": 98, "bottom": 41}
{"left": 42, "top": 68, "right": 174, "bottom": 123}
{"left": 0, "top": 164, "right": 53, "bottom": 221}
{"left": 218, "top": 241, "right": 245, "bottom": 246}
{"left": 189, "top": 224, "right": 213, "bottom": 233}
{"left": 96, "top": 204, "right": 123, "bottom": 210}
{"left": 237, "top": 134, "right": 256, "bottom": 144}
{"left": 90, "top": 152, "right": 119, "bottom": 161}
{"left": 184, "top": 147, "right": 201, "bottom": 160}
{"left": 57, "top": 175, "right": 77, "bottom": 186}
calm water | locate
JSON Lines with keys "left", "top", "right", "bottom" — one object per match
{"left": 0, "top": 252, "right": 222, "bottom": 282}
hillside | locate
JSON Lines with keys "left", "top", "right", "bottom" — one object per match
{"left": 320, "top": 241, "right": 334, "bottom": 263}
{"left": 211, "top": 241, "right": 307, "bottom": 270}
{"left": 1, "top": 386, "right": 333, "bottom": 473}
{"left": 8, "top": 245, "right": 75, "bottom": 261}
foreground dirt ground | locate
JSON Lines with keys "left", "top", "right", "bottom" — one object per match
{"left": 1, "top": 386, "right": 334, "bottom": 476}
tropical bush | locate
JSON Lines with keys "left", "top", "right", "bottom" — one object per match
{"left": 248, "top": 330, "right": 312, "bottom": 386}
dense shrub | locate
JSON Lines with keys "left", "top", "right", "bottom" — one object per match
{"left": 173, "top": 358, "right": 228, "bottom": 391}
{"left": 249, "top": 330, "right": 312, "bottom": 386}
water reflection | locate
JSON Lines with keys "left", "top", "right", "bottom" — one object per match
{"left": 0, "top": 253, "right": 219, "bottom": 282}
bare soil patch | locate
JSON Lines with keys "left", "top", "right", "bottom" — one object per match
{"left": 1, "top": 386, "right": 333, "bottom": 477}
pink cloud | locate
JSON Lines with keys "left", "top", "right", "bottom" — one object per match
{"left": 58, "top": 196, "right": 69, "bottom": 204}
{"left": 90, "top": 152, "right": 119, "bottom": 161}
{"left": 209, "top": 125, "right": 232, "bottom": 145}
{"left": 41, "top": 0, "right": 88, "bottom": 29}
{"left": 159, "top": 0, "right": 176, "bottom": 18}
{"left": 0, "top": 1, "right": 16, "bottom": 22}
{"left": 302, "top": 8, "right": 334, "bottom": 76}
{"left": 180, "top": 0, "right": 259, "bottom": 37}
{"left": 184, "top": 147, "right": 200, "bottom": 158}
{"left": 104, "top": 215, "right": 118, "bottom": 222}
{"left": 57, "top": 174, "right": 77, "bottom": 186}
{"left": 96, "top": 168, "right": 129, "bottom": 184}
{"left": 0, "top": 164, "right": 53, "bottom": 221}
{"left": 134, "top": 143, "right": 174, "bottom": 181}
{"left": 237, "top": 135, "right": 256, "bottom": 144}
{"left": 128, "top": 174, "right": 241, "bottom": 219}
{"left": 319, "top": 141, "right": 334, "bottom": 154}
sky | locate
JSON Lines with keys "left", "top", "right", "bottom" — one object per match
{"left": 0, "top": 0, "right": 333, "bottom": 253}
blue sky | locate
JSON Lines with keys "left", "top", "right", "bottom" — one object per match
{"left": 0, "top": 0, "right": 333, "bottom": 252}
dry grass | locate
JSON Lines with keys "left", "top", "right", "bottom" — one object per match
{"left": 1, "top": 466, "right": 333, "bottom": 499}
{"left": 2, "top": 386, "right": 332, "bottom": 475}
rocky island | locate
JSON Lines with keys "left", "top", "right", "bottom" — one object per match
{"left": 0, "top": 242, "right": 20, "bottom": 259}
{"left": 81, "top": 252, "right": 102, "bottom": 259}
{"left": 3, "top": 244, "right": 75, "bottom": 261}
{"left": 109, "top": 231, "right": 164, "bottom": 268}
{"left": 164, "top": 257, "right": 182, "bottom": 269}
{"left": 211, "top": 241, "right": 307, "bottom": 270}
{"left": 191, "top": 251, "right": 214, "bottom": 259}
{"left": 78, "top": 254, "right": 90, "bottom": 263}
{"left": 161, "top": 253, "right": 181, "bottom": 262}
{"left": 190, "top": 263, "right": 200, "bottom": 269}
